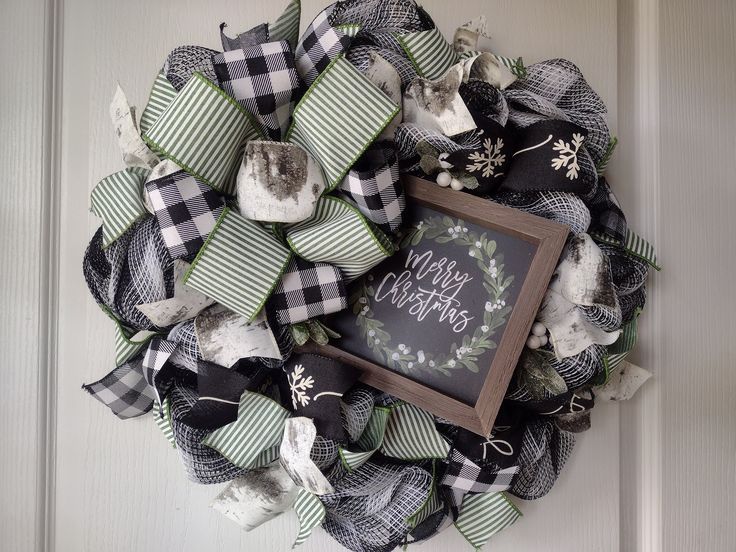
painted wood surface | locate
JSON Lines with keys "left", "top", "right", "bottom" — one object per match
{"left": 52, "top": 2, "right": 620, "bottom": 551}
{"left": 0, "top": 1, "right": 51, "bottom": 550}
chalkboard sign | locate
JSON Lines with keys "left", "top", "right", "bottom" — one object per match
{"left": 309, "top": 176, "right": 567, "bottom": 436}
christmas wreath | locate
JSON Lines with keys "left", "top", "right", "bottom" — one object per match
{"left": 81, "top": 1, "right": 659, "bottom": 550}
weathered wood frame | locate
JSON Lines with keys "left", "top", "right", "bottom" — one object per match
{"left": 303, "top": 175, "right": 568, "bottom": 436}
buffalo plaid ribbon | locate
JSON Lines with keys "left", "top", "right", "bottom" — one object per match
{"left": 82, "top": 356, "right": 155, "bottom": 419}
{"left": 145, "top": 170, "right": 225, "bottom": 261}
{"left": 213, "top": 40, "right": 302, "bottom": 141}
{"left": 441, "top": 449, "right": 519, "bottom": 518}
{"left": 142, "top": 338, "right": 177, "bottom": 408}
{"left": 267, "top": 256, "right": 347, "bottom": 325}
{"left": 587, "top": 176, "right": 627, "bottom": 244}
{"left": 339, "top": 144, "right": 405, "bottom": 234}
{"left": 295, "top": 7, "right": 353, "bottom": 85}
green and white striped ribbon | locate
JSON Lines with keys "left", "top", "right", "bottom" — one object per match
{"left": 601, "top": 308, "right": 642, "bottom": 381}
{"left": 202, "top": 390, "right": 289, "bottom": 468}
{"left": 139, "top": 72, "right": 177, "bottom": 136}
{"left": 143, "top": 72, "right": 261, "bottom": 195}
{"left": 592, "top": 229, "right": 660, "bottom": 270}
{"left": 153, "top": 397, "right": 176, "bottom": 448}
{"left": 286, "top": 196, "right": 393, "bottom": 281}
{"left": 269, "top": 0, "right": 301, "bottom": 49}
{"left": 407, "top": 462, "right": 442, "bottom": 529}
{"left": 100, "top": 306, "right": 158, "bottom": 365}
{"left": 185, "top": 208, "right": 291, "bottom": 321}
{"left": 381, "top": 403, "right": 450, "bottom": 460}
{"left": 596, "top": 136, "right": 618, "bottom": 176}
{"left": 335, "top": 23, "right": 361, "bottom": 38}
{"left": 90, "top": 167, "right": 150, "bottom": 248}
{"left": 113, "top": 323, "right": 157, "bottom": 366}
{"left": 398, "top": 27, "right": 459, "bottom": 80}
{"left": 458, "top": 50, "right": 527, "bottom": 78}
{"left": 339, "top": 406, "right": 390, "bottom": 470}
{"left": 609, "top": 308, "right": 641, "bottom": 355}
{"left": 287, "top": 55, "right": 399, "bottom": 191}
{"left": 454, "top": 492, "right": 521, "bottom": 550}
{"left": 604, "top": 352, "right": 629, "bottom": 375}
{"left": 292, "top": 488, "right": 326, "bottom": 548}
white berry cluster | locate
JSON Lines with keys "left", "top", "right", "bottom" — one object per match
{"left": 447, "top": 225, "right": 468, "bottom": 239}
{"left": 485, "top": 298, "right": 506, "bottom": 312}
{"left": 526, "top": 321, "right": 549, "bottom": 349}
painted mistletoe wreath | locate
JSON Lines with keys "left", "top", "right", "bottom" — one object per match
{"left": 81, "top": 0, "right": 658, "bottom": 550}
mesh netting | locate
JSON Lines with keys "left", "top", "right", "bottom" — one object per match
{"left": 311, "top": 436, "right": 340, "bottom": 470}
{"left": 459, "top": 80, "right": 510, "bottom": 126}
{"left": 342, "top": 387, "right": 377, "bottom": 441}
{"left": 167, "top": 320, "right": 201, "bottom": 372}
{"left": 504, "top": 58, "right": 611, "bottom": 165}
{"left": 83, "top": 217, "right": 174, "bottom": 331}
{"left": 579, "top": 302, "right": 622, "bottom": 332}
{"left": 347, "top": 46, "right": 419, "bottom": 86}
{"left": 600, "top": 243, "right": 649, "bottom": 296}
{"left": 163, "top": 45, "right": 219, "bottom": 91}
{"left": 395, "top": 124, "right": 482, "bottom": 172}
{"left": 321, "top": 461, "right": 432, "bottom": 552}
{"left": 330, "top": 0, "right": 432, "bottom": 36}
{"left": 170, "top": 382, "right": 246, "bottom": 484}
{"left": 549, "top": 344, "right": 605, "bottom": 389}
{"left": 510, "top": 417, "right": 575, "bottom": 500}
{"left": 492, "top": 191, "right": 591, "bottom": 235}
{"left": 619, "top": 286, "right": 647, "bottom": 323}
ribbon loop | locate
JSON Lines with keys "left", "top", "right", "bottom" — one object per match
{"left": 286, "top": 196, "right": 393, "bottom": 281}
{"left": 143, "top": 73, "right": 261, "bottom": 195}
{"left": 90, "top": 167, "right": 150, "bottom": 248}
{"left": 184, "top": 207, "right": 292, "bottom": 321}
{"left": 287, "top": 55, "right": 399, "bottom": 191}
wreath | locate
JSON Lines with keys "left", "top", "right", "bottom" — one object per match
{"left": 80, "top": 1, "right": 658, "bottom": 551}
{"left": 351, "top": 215, "right": 513, "bottom": 376}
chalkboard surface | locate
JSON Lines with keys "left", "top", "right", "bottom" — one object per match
{"left": 327, "top": 202, "right": 537, "bottom": 406}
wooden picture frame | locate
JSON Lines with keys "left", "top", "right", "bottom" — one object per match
{"left": 302, "top": 175, "right": 568, "bottom": 436}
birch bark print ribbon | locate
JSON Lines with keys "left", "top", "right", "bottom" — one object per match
{"left": 79, "top": 0, "right": 658, "bottom": 549}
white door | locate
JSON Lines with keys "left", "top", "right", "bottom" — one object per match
{"left": 3, "top": 0, "right": 734, "bottom": 551}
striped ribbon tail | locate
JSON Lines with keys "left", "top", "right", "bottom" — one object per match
{"left": 90, "top": 167, "right": 150, "bottom": 248}
{"left": 381, "top": 403, "right": 450, "bottom": 460}
{"left": 603, "top": 308, "right": 642, "bottom": 377}
{"left": 593, "top": 229, "right": 660, "bottom": 270}
{"left": 292, "top": 488, "right": 326, "bottom": 548}
{"left": 109, "top": 314, "right": 157, "bottom": 365}
{"left": 287, "top": 55, "right": 399, "bottom": 191}
{"left": 143, "top": 72, "right": 261, "bottom": 195}
{"left": 202, "top": 391, "right": 289, "bottom": 468}
{"left": 407, "top": 463, "right": 443, "bottom": 529}
{"left": 398, "top": 27, "right": 459, "bottom": 80}
{"left": 286, "top": 196, "right": 393, "bottom": 281}
{"left": 154, "top": 397, "right": 176, "bottom": 448}
{"left": 185, "top": 208, "right": 291, "bottom": 321}
{"left": 339, "top": 406, "right": 390, "bottom": 471}
{"left": 270, "top": 0, "right": 301, "bottom": 49}
{"left": 139, "top": 72, "right": 178, "bottom": 136}
{"left": 454, "top": 492, "right": 521, "bottom": 550}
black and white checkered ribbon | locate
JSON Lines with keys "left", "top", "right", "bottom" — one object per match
{"left": 294, "top": 5, "right": 353, "bottom": 86}
{"left": 339, "top": 144, "right": 405, "bottom": 234}
{"left": 212, "top": 40, "right": 303, "bottom": 141}
{"left": 82, "top": 356, "right": 155, "bottom": 419}
{"left": 145, "top": 170, "right": 225, "bottom": 261}
{"left": 441, "top": 448, "right": 519, "bottom": 519}
{"left": 267, "top": 256, "right": 347, "bottom": 325}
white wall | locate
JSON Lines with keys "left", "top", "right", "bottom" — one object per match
{"left": 0, "top": 0, "right": 54, "bottom": 550}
